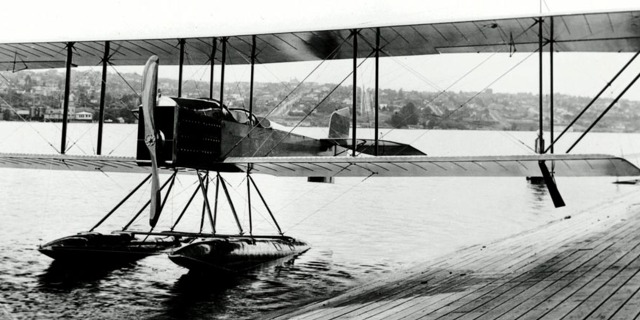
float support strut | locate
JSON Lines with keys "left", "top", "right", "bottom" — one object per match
{"left": 90, "top": 173, "right": 152, "bottom": 232}
{"left": 248, "top": 175, "right": 283, "bottom": 235}
{"left": 218, "top": 173, "right": 243, "bottom": 234}
{"left": 122, "top": 172, "right": 177, "bottom": 231}
{"left": 171, "top": 182, "right": 202, "bottom": 231}
{"left": 197, "top": 171, "right": 216, "bottom": 234}
{"left": 213, "top": 173, "right": 220, "bottom": 232}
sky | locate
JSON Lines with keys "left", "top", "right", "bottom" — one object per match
{"left": 2, "top": 0, "right": 640, "bottom": 100}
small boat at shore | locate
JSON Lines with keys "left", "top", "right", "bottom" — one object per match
{"left": 38, "top": 232, "right": 182, "bottom": 263}
{"left": 168, "top": 236, "right": 310, "bottom": 273}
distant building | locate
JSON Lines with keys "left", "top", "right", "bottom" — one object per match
{"left": 44, "top": 94, "right": 76, "bottom": 121}
{"left": 75, "top": 111, "right": 92, "bottom": 121}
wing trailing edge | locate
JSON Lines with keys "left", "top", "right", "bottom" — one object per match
{"left": 226, "top": 154, "right": 640, "bottom": 178}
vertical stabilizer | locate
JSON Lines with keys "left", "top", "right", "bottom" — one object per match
{"left": 328, "top": 107, "right": 350, "bottom": 139}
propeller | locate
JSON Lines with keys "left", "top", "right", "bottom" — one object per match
{"left": 141, "top": 55, "right": 162, "bottom": 227}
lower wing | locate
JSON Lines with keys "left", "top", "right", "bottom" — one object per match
{"left": 1, "top": 153, "right": 638, "bottom": 177}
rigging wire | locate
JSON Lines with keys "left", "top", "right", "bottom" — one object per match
{"left": 106, "top": 125, "right": 138, "bottom": 156}
{"left": 285, "top": 173, "right": 374, "bottom": 233}
{"left": 379, "top": 19, "right": 540, "bottom": 143}
{"left": 64, "top": 122, "right": 98, "bottom": 155}
{"left": 220, "top": 34, "right": 353, "bottom": 158}
{"left": 261, "top": 50, "right": 376, "bottom": 157}
{"left": 108, "top": 62, "right": 140, "bottom": 97}
{"left": 395, "top": 49, "right": 540, "bottom": 155}
{"left": 0, "top": 95, "right": 60, "bottom": 153}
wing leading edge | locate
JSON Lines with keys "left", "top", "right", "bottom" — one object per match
{"left": 1, "top": 10, "right": 640, "bottom": 71}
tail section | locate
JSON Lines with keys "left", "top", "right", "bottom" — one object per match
{"left": 328, "top": 107, "right": 350, "bottom": 139}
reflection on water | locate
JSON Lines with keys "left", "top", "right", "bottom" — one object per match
{"left": 1, "top": 125, "right": 640, "bottom": 319}
{"left": 38, "top": 260, "right": 139, "bottom": 292}
{"left": 526, "top": 180, "right": 549, "bottom": 211}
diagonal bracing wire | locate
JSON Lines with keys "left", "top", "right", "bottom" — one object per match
{"left": 220, "top": 33, "right": 354, "bottom": 158}
{"left": 261, "top": 50, "right": 376, "bottom": 157}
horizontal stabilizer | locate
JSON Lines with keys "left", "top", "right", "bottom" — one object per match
{"left": 320, "top": 139, "right": 426, "bottom": 156}
{"left": 225, "top": 154, "right": 640, "bottom": 178}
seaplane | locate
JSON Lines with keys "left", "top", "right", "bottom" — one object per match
{"left": 1, "top": 7, "right": 640, "bottom": 274}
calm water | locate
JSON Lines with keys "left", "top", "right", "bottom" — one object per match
{"left": 1, "top": 122, "right": 640, "bottom": 319}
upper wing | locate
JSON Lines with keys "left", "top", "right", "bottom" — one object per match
{"left": 1, "top": 10, "right": 639, "bottom": 71}
{"left": 225, "top": 154, "right": 640, "bottom": 177}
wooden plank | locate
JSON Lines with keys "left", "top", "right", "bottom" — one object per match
{"left": 561, "top": 245, "right": 640, "bottom": 318}
{"left": 535, "top": 233, "right": 640, "bottom": 319}
{"left": 609, "top": 281, "right": 640, "bottom": 320}
{"left": 586, "top": 266, "right": 640, "bottom": 319}
{"left": 476, "top": 234, "right": 640, "bottom": 320}
{"left": 397, "top": 217, "right": 640, "bottom": 320}
{"left": 362, "top": 202, "right": 636, "bottom": 317}
{"left": 268, "top": 192, "right": 640, "bottom": 320}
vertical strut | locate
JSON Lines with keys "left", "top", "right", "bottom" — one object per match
{"left": 218, "top": 173, "right": 243, "bottom": 234}
{"left": 220, "top": 37, "right": 227, "bottom": 106}
{"left": 97, "top": 41, "right": 109, "bottom": 155}
{"left": 247, "top": 172, "right": 253, "bottom": 236}
{"left": 538, "top": 18, "right": 544, "bottom": 154}
{"left": 549, "top": 17, "right": 554, "bottom": 155}
{"left": 212, "top": 173, "right": 220, "bottom": 233}
{"left": 352, "top": 29, "right": 358, "bottom": 157}
{"left": 209, "top": 38, "right": 217, "bottom": 100}
{"left": 61, "top": 42, "right": 74, "bottom": 154}
{"left": 178, "top": 39, "right": 185, "bottom": 98}
{"left": 249, "top": 35, "right": 256, "bottom": 121}
{"left": 374, "top": 27, "right": 380, "bottom": 156}
{"left": 199, "top": 171, "right": 209, "bottom": 232}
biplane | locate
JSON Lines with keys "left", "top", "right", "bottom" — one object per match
{"left": 2, "top": 7, "right": 640, "bottom": 273}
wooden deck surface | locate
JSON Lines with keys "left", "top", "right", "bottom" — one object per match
{"left": 269, "top": 189, "right": 640, "bottom": 320}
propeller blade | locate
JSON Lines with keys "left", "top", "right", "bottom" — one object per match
{"left": 141, "top": 56, "right": 162, "bottom": 227}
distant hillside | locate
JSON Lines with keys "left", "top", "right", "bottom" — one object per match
{"left": 1, "top": 69, "right": 639, "bottom": 132}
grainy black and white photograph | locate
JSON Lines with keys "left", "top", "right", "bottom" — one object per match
{"left": 2, "top": 0, "right": 640, "bottom": 319}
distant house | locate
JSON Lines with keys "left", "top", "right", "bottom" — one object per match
{"left": 75, "top": 111, "right": 93, "bottom": 121}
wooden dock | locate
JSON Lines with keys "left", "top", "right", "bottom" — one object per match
{"left": 269, "top": 189, "right": 640, "bottom": 319}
